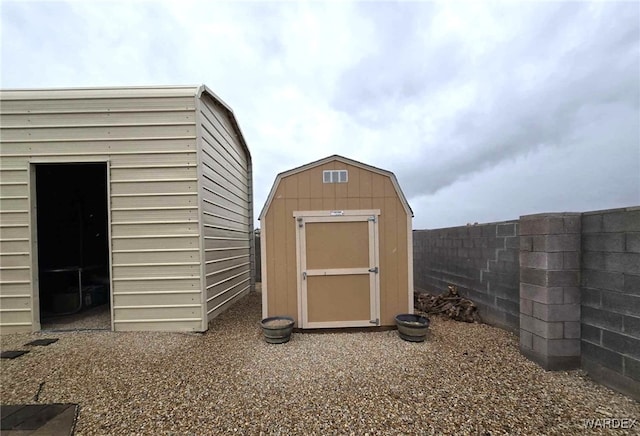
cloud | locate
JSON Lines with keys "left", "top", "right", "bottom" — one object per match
{"left": 328, "top": 1, "right": 640, "bottom": 204}
{"left": 1, "top": 0, "right": 637, "bottom": 229}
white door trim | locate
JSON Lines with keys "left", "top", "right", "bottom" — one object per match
{"left": 294, "top": 210, "right": 380, "bottom": 328}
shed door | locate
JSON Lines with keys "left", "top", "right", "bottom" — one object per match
{"left": 296, "top": 211, "right": 380, "bottom": 328}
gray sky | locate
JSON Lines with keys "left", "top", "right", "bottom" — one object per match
{"left": 2, "top": 0, "right": 638, "bottom": 229}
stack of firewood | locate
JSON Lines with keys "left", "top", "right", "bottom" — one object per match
{"left": 414, "top": 285, "right": 480, "bottom": 323}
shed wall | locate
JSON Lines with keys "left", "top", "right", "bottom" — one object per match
{"left": 263, "top": 161, "right": 409, "bottom": 326}
{"left": 197, "top": 95, "right": 253, "bottom": 323}
{"left": 0, "top": 88, "right": 204, "bottom": 332}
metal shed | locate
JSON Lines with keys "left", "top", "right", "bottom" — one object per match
{"left": 0, "top": 85, "right": 253, "bottom": 333}
{"left": 259, "top": 155, "right": 413, "bottom": 328}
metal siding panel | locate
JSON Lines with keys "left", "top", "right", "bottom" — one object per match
{"left": 112, "top": 194, "right": 198, "bottom": 209}
{"left": 0, "top": 96, "right": 197, "bottom": 112}
{"left": 1, "top": 125, "right": 196, "bottom": 141}
{"left": 114, "top": 292, "right": 201, "bottom": 307}
{"left": 111, "top": 181, "right": 197, "bottom": 195}
{"left": 111, "top": 166, "right": 196, "bottom": 181}
{"left": 0, "top": 295, "right": 31, "bottom": 310}
{"left": 0, "top": 90, "right": 207, "bottom": 333}
{"left": 198, "top": 98, "right": 251, "bottom": 323}
{"left": 0, "top": 227, "right": 30, "bottom": 239}
{"left": 112, "top": 208, "right": 199, "bottom": 223}
{"left": 115, "top": 306, "right": 201, "bottom": 320}
{"left": 113, "top": 320, "right": 201, "bottom": 332}
{"left": 0, "top": 310, "right": 32, "bottom": 325}
{"left": 111, "top": 223, "right": 199, "bottom": 237}
{"left": 0, "top": 139, "right": 197, "bottom": 156}
{"left": 1, "top": 110, "right": 196, "bottom": 127}
{"left": 0, "top": 253, "right": 30, "bottom": 267}
{"left": 112, "top": 278, "right": 200, "bottom": 292}
{"left": 114, "top": 250, "right": 200, "bottom": 265}
{"left": 112, "top": 236, "right": 199, "bottom": 251}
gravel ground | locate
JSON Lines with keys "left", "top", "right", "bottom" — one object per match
{"left": 1, "top": 290, "right": 638, "bottom": 435}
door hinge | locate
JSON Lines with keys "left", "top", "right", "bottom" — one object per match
{"left": 297, "top": 217, "right": 303, "bottom": 228}
{"left": 368, "top": 216, "right": 377, "bottom": 222}
{"left": 368, "top": 267, "right": 379, "bottom": 273}
{"left": 369, "top": 318, "right": 379, "bottom": 325}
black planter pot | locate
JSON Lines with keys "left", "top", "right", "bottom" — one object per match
{"left": 395, "top": 314, "right": 430, "bottom": 342}
{"left": 260, "top": 316, "right": 295, "bottom": 344}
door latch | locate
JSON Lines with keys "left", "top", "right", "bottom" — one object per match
{"left": 302, "top": 271, "right": 307, "bottom": 280}
{"left": 368, "top": 267, "right": 379, "bottom": 273}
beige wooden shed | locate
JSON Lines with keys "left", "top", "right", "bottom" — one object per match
{"left": 0, "top": 85, "right": 253, "bottom": 333}
{"left": 259, "top": 155, "right": 413, "bottom": 328}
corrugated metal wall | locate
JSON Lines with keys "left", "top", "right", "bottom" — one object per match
{"left": 197, "top": 94, "right": 253, "bottom": 323}
{"left": 0, "top": 87, "right": 206, "bottom": 332}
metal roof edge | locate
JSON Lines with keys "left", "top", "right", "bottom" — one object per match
{"left": 0, "top": 85, "right": 202, "bottom": 99}
{"left": 197, "top": 85, "right": 252, "bottom": 162}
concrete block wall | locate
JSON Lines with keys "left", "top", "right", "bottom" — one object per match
{"left": 413, "top": 221, "right": 520, "bottom": 331}
{"left": 580, "top": 207, "right": 640, "bottom": 400}
{"left": 518, "top": 213, "right": 582, "bottom": 370}
{"left": 412, "top": 205, "right": 639, "bottom": 400}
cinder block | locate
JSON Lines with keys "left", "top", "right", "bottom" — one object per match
{"left": 563, "top": 215, "right": 581, "bottom": 234}
{"left": 603, "top": 212, "right": 627, "bottom": 233}
{"left": 533, "top": 302, "right": 580, "bottom": 322}
{"left": 532, "top": 235, "right": 548, "bottom": 252}
{"left": 498, "top": 249, "right": 517, "bottom": 263}
{"left": 564, "top": 321, "right": 580, "bottom": 339}
{"left": 520, "top": 314, "right": 563, "bottom": 338}
{"left": 618, "top": 253, "right": 640, "bottom": 275}
{"left": 521, "top": 268, "right": 549, "bottom": 286}
{"left": 532, "top": 334, "right": 547, "bottom": 354}
{"left": 563, "top": 252, "right": 580, "bottom": 270}
{"left": 547, "top": 270, "right": 580, "bottom": 287}
{"left": 496, "top": 297, "right": 518, "bottom": 315}
{"left": 520, "top": 330, "right": 533, "bottom": 349}
{"left": 602, "top": 291, "right": 640, "bottom": 317}
{"left": 582, "top": 252, "right": 606, "bottom": 270}
{"left": 625, "top": 210, "right": 640, "bottom": 232}
{"left": 520, "top": 215, "right": 568, "bottom": 235}
{"left": 563, "top": 287, "right": 581, "bottom": 304}
{"left": 581, "top": 324, "right": 602, "bottom": 344}
{"left": 623, "top": 315, "right": 640, "bottom": 336}
{"left": 545, "top": 234, "right": 581, "bottom": 252}
{"left": 580, "top": 288, "right": 602, "bottom": 309}
{"left": 582, "top": 342, "right": 623, "bottom": 372}
{"left": 602, "top": 330, "right": 640, "bottom": 359}
{"left": 520, "top": 252, "right": 563, "bottom": 270}
{"left": 582, "top": 357, "right": 640, "bottom": 400}
{"left": 623, "top": 274, "right": 640, "bottom": 296}
{"left": 581, "top": 270, "right": 624, "bottom": 292}
{"left": 581, "top": 306, "right": 623, "bottom": 331}
{"left": 624, "top": 356, "right": 640, "bottom": 382}
{"left": 556, "top": 270, "right": 581, "bottom": 287}
{"left": 627, "top": 232, "right": 640, "bottom": 253}
{"left": 532, "top": 335, "right": 580, "bottom": 356}
{"left": 583, "top": 233, "right": 625, "bottom": 253}
{"left": 520, "top": 283, "right": 564, "bottom": 304}
{"left": 582, "top": 213, "right": 603, "bottom": 234}
{"left": 520, "top": 236, "right": 533, "bottom": 251}
{"left": 520, "top": 298, "right": 533, "bottom": 315}
{"left": 546, "top": 338, "right": 580, "bottom": 357}
{"left": 497, "top": 223, "right": 516, "bottom": 237}
{"left": 506, "top": 236, "right": 520, "bottom": 249}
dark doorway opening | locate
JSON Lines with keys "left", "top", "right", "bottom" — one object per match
{"left": 35, "top": 163, "right": 111, "bottom": 330}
